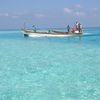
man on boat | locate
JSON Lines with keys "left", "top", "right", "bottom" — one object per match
{"left": 32, "top": 25, "right": 37, "bottom": 32}
{"left": 67, "top": 25, "right": 70, "bottom": 33}
{"left": 72, "top": 21, "right": 83, "bottom": 34}
{"left": 78, "top": 23, "right": 81, "bottom": 32}
{"left": 80, "top": 24, "right": 83, "bottom": 33}
{"left": 76, "top": 21, "right": 79, "bottom": 31}
{"left": 78, "top": 23, "right": 83, "bottom": 33}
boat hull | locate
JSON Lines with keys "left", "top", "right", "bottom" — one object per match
{"left": 22, "top": 29, "right": 83, "bottom": 37}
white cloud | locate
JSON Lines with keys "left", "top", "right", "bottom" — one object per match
{"left": 11, "top": 15, "right": 19, "bottom": 18}
{"left": 75, "top": 4, "right": 82, "bottom": 8}
{"left": 34, "top": 14, "right": 45, "bottom": 18}
{"left": 0, "top": 13, "right": 9, "bottom": 17}
{"left": 92, "top": 8, "right": 98, "bottom": 11}
{"left": 0, "top": 13, "right": 19, "bottom": 19}
{"left": 75, "top": 11, "right": 86, "bottom": 16}
{"left": 64, "top": 7, "right": 86, "bottom": 17}
{"left": 64, "top": 8, "right": 72, "bottom": 14}
{"left": 0, "top": 12, "right": 46, "bottom": 19}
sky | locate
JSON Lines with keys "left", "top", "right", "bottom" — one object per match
{"left": 0, "top": 0, "right": 100, "bottom": 29}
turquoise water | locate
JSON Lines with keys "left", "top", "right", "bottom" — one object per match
{"left": 0, "top": 28, "right": 100, "bottom": 100}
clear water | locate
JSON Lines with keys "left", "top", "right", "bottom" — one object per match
{"left": 0, "top": 28, "right": 100, "bottom": 100}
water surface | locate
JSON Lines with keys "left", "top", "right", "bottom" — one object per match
{"left": 0, "top": 28, "right": 100, "bottom": 100}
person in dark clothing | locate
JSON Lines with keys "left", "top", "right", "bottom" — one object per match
{"left": 80, "top": 24, "right": 83, "bottom": 33}
{"left": 78, "top": 23, "right": 81, "bottom": 32}
{"left": 67, "top": 25, "right": 70, "bottom": 33}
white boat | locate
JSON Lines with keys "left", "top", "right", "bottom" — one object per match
{"left": 22, "top": 29, "right": 83, "bottom": 38}
{"left": 25, "top": 33, "right": 72, "bottom": 37}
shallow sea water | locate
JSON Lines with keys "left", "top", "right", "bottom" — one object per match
{"left": 0, "top": 28, "right": 100, "bottom": 100}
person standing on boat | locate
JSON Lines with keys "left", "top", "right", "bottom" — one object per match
{"left": 67, "top": 25, "right": 70, "bottom": 33}
{"left": 78, "top": 23, "right": 81, "bottom": 32}
{"left": 76, "top": 21, "right": 79, "bottom": 31}
{"left": 32, "top": 25, "right": 37, "bottom": 32}
{"left": 80, "top": 24, "right": 83, "bottom": 33}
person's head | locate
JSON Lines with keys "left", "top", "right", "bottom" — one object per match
{"left": 67, "top": 25, "right": 70, "bottom": 28}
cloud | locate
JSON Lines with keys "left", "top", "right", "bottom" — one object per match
{"left": 75, "top": 4, "right": 82, "bottom": 8}
{"left": 92, "top": 8, "right": 98, "bottom": 11}
{"left": 0, "top": 13, "right": 9, "bottom": 17}
{"left": 34, "top": 14, "right": 45, "bottom": 18}
{"left": 0, "top": 12, "right": 19, "bottom": 19}
{"left": 11, "top": 15, "right": 19, "bottom": 18}
{"left": 64, "top": 8, "right": 72, "bottom": 14}
{"left": 75, "top": 11, "right": 86, "bottom": 16}
{"left": 0, "top": 12, "right": 47, "bottom": 19}
{"left": 64, "top": 7, "right": 86, "bottom": 17}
